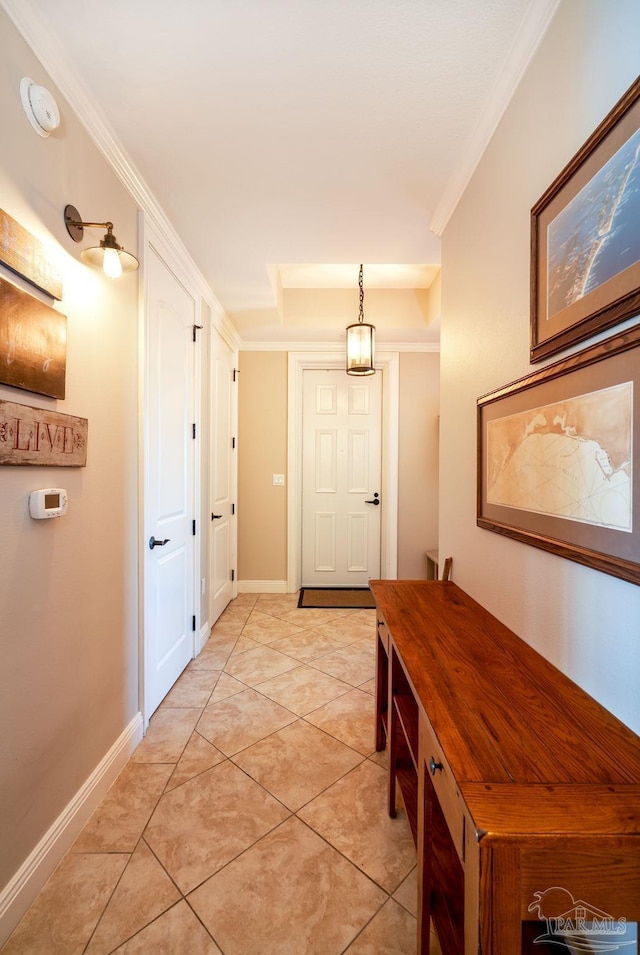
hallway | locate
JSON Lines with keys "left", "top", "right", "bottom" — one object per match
{"left": 3, "top": 593, "right": 437, "bottom": 954}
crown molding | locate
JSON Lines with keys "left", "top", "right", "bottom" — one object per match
{"left": 430, "top": 0, "right": 562, "bottom": 237}
{"left": 239, "top": 340, "right": 440, "bottom": 353}
{"left": 1, "top": 0, "right": 241, "bottom": 350}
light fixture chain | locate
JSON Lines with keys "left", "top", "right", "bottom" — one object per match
{"left": 359, "top": 263, "right": 364, "bottom": 324}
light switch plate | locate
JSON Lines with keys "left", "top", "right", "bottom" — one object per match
{"left": 273, "top": 474, "right": 285, "bottom": 486}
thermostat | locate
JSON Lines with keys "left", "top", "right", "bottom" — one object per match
{"left": 29, "top": 488, "right": 67, "bottom": 519}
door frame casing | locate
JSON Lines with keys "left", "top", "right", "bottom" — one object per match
{"left": 139, "top": 215, "right": 202, "bottom": 728}
{"left": 208, "top": 323, "right": 238, "bottom": 627}
{"left": 287, "top": 350, "right": 399, "bottom": 593}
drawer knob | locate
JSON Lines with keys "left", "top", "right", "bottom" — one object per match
{"left": 429, "top": 756, "right": 443, "bottom": 776}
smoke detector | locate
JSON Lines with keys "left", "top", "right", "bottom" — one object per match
{"left": 20, "top": 77, "right": 60, "bottom": 138}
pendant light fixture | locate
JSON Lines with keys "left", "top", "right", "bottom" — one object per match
{"left": 64, "top": 205, "right": 139, "bottom": 278}
{"left": 346, "top": 264, "right": 375, "bottom": 376}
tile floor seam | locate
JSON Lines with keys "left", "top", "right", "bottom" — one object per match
{"left": 80, "top": 831, "right": 189, "bottom": 953}
{"left": 180, "top": 811, "right": 298, "bottom": 895}
{"left": 116, "top": 898, "right": 217, "bottom": 955}
{"left": 337, "top": 903, "right": 382, "bottom": 955}
{"left": 247, "top": 672, "right": 353, "bottom": 715}
{"left": 138, "top": 833, "right": 189, "bottom": 899}
{"left": 291, "top": 815, "right": 395, "bottom": 902}
{"left": 182, "top": 896, "right": 226, "bottom": 955}
{"left": 142, "top": 820, "right": 238, "bottom": 912}
{"left": 225, "top": 755, "right": 298, "bottom": 817}
{"left": 3, "top": 595, "right": 418, "bottom": 955}
{"left": 78, "top": 848, "right": 133, "bottom": 955}
{"left": 146, "top": 771, "right": 293, "bottom": 898}
{"left": 293, "top": 804, "right": 412, "bottom": 899}
{"left": 229, "top": 738, "right": 366, "bottom": 816}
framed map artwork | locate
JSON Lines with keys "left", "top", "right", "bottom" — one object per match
{"left": 478, "top": 325, "right": 640, "bottom": 585}
{"left": 530, "top": 76, "right": 640, "bottom": 362}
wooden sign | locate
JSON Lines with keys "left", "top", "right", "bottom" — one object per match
{"left": 0, "top": 209, "right": 63, "bottom": 300}
{"left": 0, "top": 276, "right": 66, "bottom": 399}
{"left": 0, "top": 400, "right": 87, "bottom": 466}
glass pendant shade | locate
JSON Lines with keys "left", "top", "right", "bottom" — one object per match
{"left": 80, "top": 242, "right": 139, "bottom": 278}
{"left": 346, "top": 321, "right": 376, "bottom": 376}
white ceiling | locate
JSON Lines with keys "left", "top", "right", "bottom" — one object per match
{"left": 4, "top": 0, "right": 559, "bottom": 344}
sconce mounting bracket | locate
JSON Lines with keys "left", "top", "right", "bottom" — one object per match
{"left": 64, "top": 205, "right": 84, "bottom": 243}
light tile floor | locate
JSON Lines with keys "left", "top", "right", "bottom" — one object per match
{"left": 3, "top": 593, "right": 443, "bottom": 955}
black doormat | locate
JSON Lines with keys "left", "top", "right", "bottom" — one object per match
{"left": 298, "top": 587, "right": 376, "bottom": 609}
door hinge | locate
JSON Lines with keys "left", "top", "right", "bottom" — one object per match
{"left": 231, "top": 569, "right": 235, "bottom": 582}
{"left": 193, "top": 324, "right": 203, "bottom": 342}
{"left": 192, "top": 422, "right": 196, "bottom": 439}
{"left": 232, "top": 502, "right": 235, "bottom": 516}
{"left": 232, "top": 436, "right": 236, "bottom": 449}
{"left": 192, "top": 615, "right": 196, "bottom": 632}
{"left": 233, "top": 368, "right": 240, "bottom": 382}
{"left": 192, "top": 519, "right": 196, "bottom": 536}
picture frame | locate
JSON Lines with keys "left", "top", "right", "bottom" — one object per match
{"left": 0, "top": 209, "right": 63, "bottom": 300}
{"left": 0, "top": 276, "right": 67, "bottom": 399}
{"left": 530, "top": 76, "right": 640, "bottom": 362}
{"left": 478, "top": 325, "right": 640, "bottom": 585}
{"left": 0, "top": 399, "right": 87, "bottom": 466}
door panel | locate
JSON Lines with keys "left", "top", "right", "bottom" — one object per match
{"left": 146, "top": 248, "right": 196, "bottom": 717}
{"left": 302, "top": 369, "right": 382, "bottom": 587}
{"left": 316, "top": 431, "right": 337, "bottom": 492}
{"left": 315, "top": 512, "right": 336, "bottom": 571}
{"left": 347, "top": 513, "right": 368, "bottom": 571}
{"left": 348, "top": 431, "right": 369, "bottom": 490}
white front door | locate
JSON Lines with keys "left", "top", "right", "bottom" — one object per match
{"left": 145, "top": 245, "right": 197, "bottom": 717}
{"left": 301, "top": 368, "right": 382, "bottom": 587}
{"left": 209, "top": 326, "right": 235, "bottom": 624}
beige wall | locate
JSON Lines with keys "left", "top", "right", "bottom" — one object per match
{"left": 439, "top": 0, "right": 640, "bottom": 733}
{"left": 398, "top": 352, "right": 440, "bottom": 578}
{"left": 0, "top": 7, "right": 139, "bottom": 906}
{"left": 237, "top": 351, "right": 289, "bottom": 583}
{"left": 238, "top": 350, "right": 440, "bottom": 585}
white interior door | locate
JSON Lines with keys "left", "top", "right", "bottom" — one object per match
{"left": 145, "top": 246, "right": 196, "bottom": 717}
{"left": 209, "top": 326, "right": 235, "bottom": 624}
{"left": 302, "top": 368, "right": 382, "bottom": 587}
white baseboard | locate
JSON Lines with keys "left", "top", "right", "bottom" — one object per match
{"left": 197, "top": 620, "right": 210, "bottom": 654}
{"left": 237, "top": 580, "right": 288, "bottom": 594}
{"left": 0, "top": 712, "right": 143, "bottom": 948}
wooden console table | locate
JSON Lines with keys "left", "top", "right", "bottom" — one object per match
{"left": 371, "top": 579, "right": 640, "bottom": 955}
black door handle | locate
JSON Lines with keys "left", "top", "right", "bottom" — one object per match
{"left": 365, "top": 493, "right": 380, "bottom": 505}
{"left": 211, "top": 513, "right": 223, "bottom": 520}
{"left": 149, "top": 536, "right": 170, "bottom": 550}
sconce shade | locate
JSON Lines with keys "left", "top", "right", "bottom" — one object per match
{"left": 81, "top": 243, "right": 139, "bottom": 278}
{"left": 64, "top": 204, "right": 139, "bottom": 278}
{"left": 346, "top": 321, "right": 376, "bottom": 376}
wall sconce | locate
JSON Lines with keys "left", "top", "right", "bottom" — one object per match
{"left": 64, "top": 205, "right": 139, "bottom": 279}
{"left": 346, "top": 264, "right": 375, "bottom": 376}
